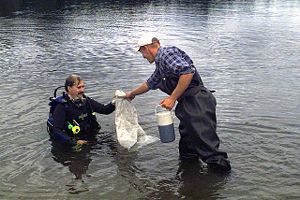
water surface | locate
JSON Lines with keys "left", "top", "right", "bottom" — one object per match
{"left": 0, "top": 0, "right": 299, "bottom": 199}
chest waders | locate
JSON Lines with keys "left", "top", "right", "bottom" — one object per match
{"left": 157, "top": 72, "right": 231, "bottom": 171}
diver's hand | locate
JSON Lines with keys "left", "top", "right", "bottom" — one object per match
{"left": 160, "top": 96, "right": 176, "bottom": 110}
{"left": 77, "top": 140, "right": 88, "bottom": 145}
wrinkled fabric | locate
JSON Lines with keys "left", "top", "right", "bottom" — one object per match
{"left": 175, "top": 87, "right": 231, "bottom": 171}
{"left": 114, "top": 90, "right": 145, "bottom": 149}
{"left": 115, "top": 98, "right": 146, "bottom": 149}
{"left": 175, "top": 88, "right": 228, "bottom": 156}
{"left": 114, "top": 90, "right": 159, "bottom": 149}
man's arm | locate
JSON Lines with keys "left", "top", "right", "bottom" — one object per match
{"left": 125, "top": 82, "right": 150, "bottom": 100}
{"left": 89, "top": 97, "right": 115, "bottom": 114}
{"left": 160, "top": 73, "right": 193, "bottom": 110}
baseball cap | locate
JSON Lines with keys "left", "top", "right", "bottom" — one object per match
{"left": 135, "top": 33, "right": 159, "bottom": 52}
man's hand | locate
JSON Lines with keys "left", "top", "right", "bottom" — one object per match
{"left": 160, "top": 96, "right": 176, "bottom": 110}
{"left": 77, "top": 140, "right": 88, "bottom": 145}
{"left": 125, "top": 91, "right": 136, "bottom": 101}
{"left": 124, "top": 82, "right": 150, "bottom": 101}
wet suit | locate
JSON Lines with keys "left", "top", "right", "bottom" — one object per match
{"left": 52, "top": 94, "right": 115, "bottom": 145}
{"left": 147, "top": 46, "right": 231, "bottom": 171}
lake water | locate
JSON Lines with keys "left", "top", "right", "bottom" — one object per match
{"left": 0, "top": 0, "right": 299, "bottom": 199}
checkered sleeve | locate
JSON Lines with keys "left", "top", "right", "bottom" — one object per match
{"left": 163, "top": 48, "right": 195, "bottom": 75}
{"left": 146, "top": 67, "right": 161, "bottom": 90}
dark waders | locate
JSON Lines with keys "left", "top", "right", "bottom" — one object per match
{"left": 158, "top": 73, "right": 231, "bottom": 171}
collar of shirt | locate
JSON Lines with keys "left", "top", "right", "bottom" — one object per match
{"left": 154, "top": 46, "right": 163, "bottom": 64}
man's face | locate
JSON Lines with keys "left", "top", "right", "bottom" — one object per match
{"left": 139, "top": 46, "right": 155, "bottom": 64}
{"left": 68, "top": 80, "right": 85, "bottom": 98}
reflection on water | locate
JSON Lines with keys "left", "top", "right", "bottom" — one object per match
{"left": 51, "top": 141, "right": 92, "bottom": 180}
{"left": 176, "top": 160, "right": 228, "bottom": 200}
{"left": 0, "top": 0, "right": 300, "bottom": 199}
{"left": 51, "top": 140, "right": 92, "bottom": 194}
{"left": 145, "top": 160, "right": 229, "bottom": 200}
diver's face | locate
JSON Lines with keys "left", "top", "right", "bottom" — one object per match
{"left": 68, "top": 81, "right": 85, "bottom": 98}
{"left": 76, "top": 81, "right": 85, "bottom": 97}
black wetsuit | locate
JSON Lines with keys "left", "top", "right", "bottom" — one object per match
{"left": 52, "top": 94, "right": 115, "bottom": 145}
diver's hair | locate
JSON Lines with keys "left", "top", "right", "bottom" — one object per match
{"left": 65, "top": 74, "right": 82, "bottom": 92}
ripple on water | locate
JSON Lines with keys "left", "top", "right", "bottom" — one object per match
{"left": 1, "top": 1, "right": 300, "bottom": 199}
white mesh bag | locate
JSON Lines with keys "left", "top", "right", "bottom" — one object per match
{"left": 114, "top": 90, "right": 146, "bottom": 149}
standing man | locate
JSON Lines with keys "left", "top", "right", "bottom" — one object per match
{"left": 125, "top": 33, "right": 231, "bottom": 172}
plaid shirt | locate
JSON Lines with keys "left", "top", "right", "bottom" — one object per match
{"left": 147, "top": 46, "right": 195, "bottom": 90}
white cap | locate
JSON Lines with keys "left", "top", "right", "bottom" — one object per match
{"left": 135, "top": 33, "right": 159, "bottom": 52}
